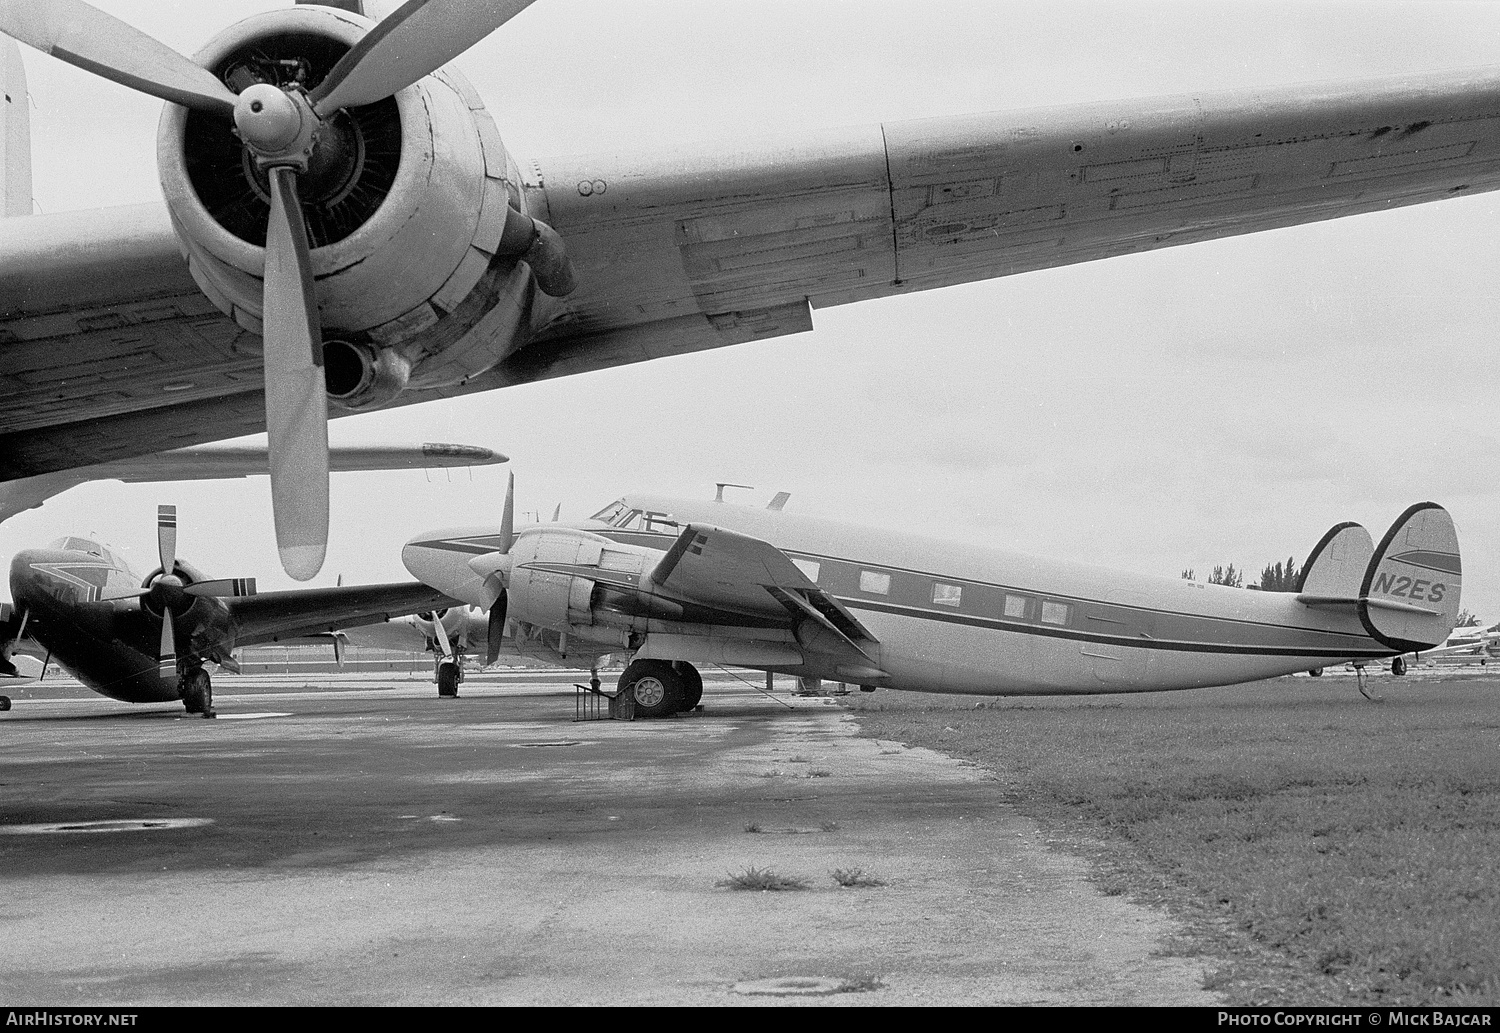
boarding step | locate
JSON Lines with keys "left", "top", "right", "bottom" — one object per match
{"left": 575, "top": 681, "right": 633, "bottom": 721}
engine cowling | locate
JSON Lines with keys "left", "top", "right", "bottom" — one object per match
{"left": 154, "top": 5, "right": 556, "bottom": 403}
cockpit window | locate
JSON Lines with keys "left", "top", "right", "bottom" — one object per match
{"left": 615, "top": 509, "right": 644, "bottom": 529}
{"left": 57, "top": 536, "right": 105, "bottom": 556}
{"left": 589, "top": 500, "right": 627, "bottom": 523}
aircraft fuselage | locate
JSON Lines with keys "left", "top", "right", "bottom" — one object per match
{"left": 8, "top": 548, "right": 228, "bottom": 703}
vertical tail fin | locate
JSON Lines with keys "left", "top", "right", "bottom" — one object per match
{"left": 1359, "top": 503, "right": 1461, "bottom": 652}
{"left": 1, "top": 38, "right": 32, "bottom": 217}
{"left": 1295, "top": 521, "right": 1373, "bottom": 597}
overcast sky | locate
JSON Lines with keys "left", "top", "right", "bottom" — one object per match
{"left": 4, "top": 0, "right": 1499, "bottom": 626}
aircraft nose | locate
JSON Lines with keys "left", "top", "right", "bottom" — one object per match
{"left": 9, "top": 550, "right": 43, "bottom": 599}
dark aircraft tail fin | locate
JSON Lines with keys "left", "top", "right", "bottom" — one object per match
{"left": 1358, "top": 503, "right": 1462, "bottom": 652}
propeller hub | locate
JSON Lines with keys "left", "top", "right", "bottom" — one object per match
{"left": 234, "top": 83, "right": 313, "bottom": 162}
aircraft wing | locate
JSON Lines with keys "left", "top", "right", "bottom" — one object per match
{"left": 0, "top": 441, "right": 505, "bottom": 525}
{"left": 646, "top": 523, "right": 878, "bottom": 658}
{"left": 7, "top": 69, "right": 1500, "bottom": 475}
{"left": 226, "top": 581, "right": 459, "bottom": 648}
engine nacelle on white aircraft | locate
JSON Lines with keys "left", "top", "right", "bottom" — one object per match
{"left": 154, "top": 5, "right": 567, "bottom": 401}
{"left": 507, "top": 528, "right": 619, "bottom": 631}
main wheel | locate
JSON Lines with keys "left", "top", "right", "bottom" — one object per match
{"left": 618, "top": 659, "right": 684, "bottom": 719}
{"left": 1392, "top": 656, "right": 1407, "bottom": 676}
{"left": 1308, "top": 667, "right": 1323, "bottom": 677}
{"left": 437, "top": 661, "right": 461, "bottom": 697}
{"left": 0, "top": 696, "right": 10, "bottom": 712}
{"left": 182, "top": 668, "right": 213, "bottom": 717}
{"left": 674, "top": 662, "right": 703, "bottom": 711}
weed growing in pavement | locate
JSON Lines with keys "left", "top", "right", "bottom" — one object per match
{"left": 717, "top": 867, "right": 809, "bottom": 891}
{"left": 831, "top": 868, "right": 886, "bottom": 888}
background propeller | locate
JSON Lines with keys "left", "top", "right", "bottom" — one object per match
{"left": 144, "top": 505, "right": 257, "bottom": 680}
{"left": 0, "top": 0, "right": 542, "bottom": 581}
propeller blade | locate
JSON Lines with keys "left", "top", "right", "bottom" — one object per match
{"left": 499, "top": 471, "right": 514, "bottom": 553}
{"left": 486, "top": 595, "right": 507, "bottom": 666}
{"left": 263, "top": 166, "right": 330, "bottom": 583}
{"left": 184, "top": 578, "right": 257, "bottom": 599}
{"left": 157, "top": 504, "right": 177, "bottom": 575}
{"left": 309, "top": 0, "right": 537, "bottom": 117}
{"left": 0, "top": 0, "right": 237, "bottom": 116}
{"left": 430, "top": 609, "right": 454, "bottom": 663}
{"left": 158, "top": 608, "right": 175, "bottom": 677}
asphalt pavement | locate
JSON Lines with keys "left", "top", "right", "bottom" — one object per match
{"left": 0, "top": 671, "right": 1217, "bottom": 1006}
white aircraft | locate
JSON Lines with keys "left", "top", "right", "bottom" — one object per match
{"left": 401, "top": 487, "right": 1464, "bottom": 717}
{"left": 4, "top": 2, "right": 1500, "bottom": 581}
{"left": 1422, "top": 620, "right": 1500, "bottom": 662}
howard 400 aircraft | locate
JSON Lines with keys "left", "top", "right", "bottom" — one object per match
{"left": 4, "top": 1, "right": 1500, "bottom": 581}
{"left": 402, "top": 490, "right": 1463, "bottom": 717}
{"left": 0, "top": 504, "right": 456, "bottom": 716}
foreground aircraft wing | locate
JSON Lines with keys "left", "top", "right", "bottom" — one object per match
{"left": 0, "top": 441, "right": 506, "bottom": 525}
{"left": 7, "top": 53, "right": 1500, "bottom": 480}
{"left": 227, "top": 581, "right": 460, "bottom": 647}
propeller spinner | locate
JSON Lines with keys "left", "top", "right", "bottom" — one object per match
{"left": 0, "top": 0, "right": 540, "bottom": 580}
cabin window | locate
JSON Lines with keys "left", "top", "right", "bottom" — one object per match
{"left": 932, "top": 583, "right": 962, "bottom": 607}
{"left": 859, "top": 570, "right": 891, "bottom": 595}
{"left": 792, "top": 558, "right": 821, "bottom": 582}
{"left": 1040, "top": 600, "right": 1071, "bottom": 625}
{"left": 1003, "top": 594, "right": 1029, "bottom": 619}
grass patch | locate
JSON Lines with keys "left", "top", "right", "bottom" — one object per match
{"left": 831, "top": 867, "right": 886, "bottom": 888}
{"left": 846, "top": 675, "right": 1500, "bottom": 1006}
{"left": 717, "top": 867, "right": 809, "bottom": 891}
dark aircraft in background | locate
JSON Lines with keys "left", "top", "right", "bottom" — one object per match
{"left": 1, "top": 504, "right": 455, "bottom": 716}
{"left": 5, "top": 1, "right": 1500, "bottom": 578}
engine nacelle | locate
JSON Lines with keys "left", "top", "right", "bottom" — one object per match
{"left": 507, "top": 528, "right": 616, "bottom": 631}
{"left": 154, "top": 5, "right": 554, "bottom": 395}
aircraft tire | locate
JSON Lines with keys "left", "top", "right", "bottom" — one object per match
{"left": 618, "top": 660, "right": 684, "bottom": 719}
{"left": 1392, "top": 656, "right": 1407, "bottom": 676}
{"left": 183, "top": 669, "right": 213, "bottom": 717}
{"left": 674, "top": 662, "right": 703, "bottom": 711}
{"left": 1308, "top": 667, "right": 1323, "bottom": 677}
{"left": 437, "top": 662, "right": 461, "bottom": 698}
{"left": 0, "top": 696, "right": 10, "bottom": 711}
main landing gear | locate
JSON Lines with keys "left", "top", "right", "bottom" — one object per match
{"left": 180, "top": 664, "right": 215, "bottom": 719}
{"left": 617, "top": 659, "right": 704, "bottom": 719}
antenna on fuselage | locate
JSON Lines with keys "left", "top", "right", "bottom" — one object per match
{"left": 714, "top": 482, "right": 753, "bottom": 503}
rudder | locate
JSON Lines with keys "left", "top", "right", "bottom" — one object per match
{"left": 1359, "top": 503, "right": 1461, "bottom": 652}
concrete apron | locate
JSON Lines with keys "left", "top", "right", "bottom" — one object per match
{"left": 0, "top": 686, "right": 1219, "bottom": 1005}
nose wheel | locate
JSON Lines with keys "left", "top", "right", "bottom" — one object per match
{"left": 437, "top": 660, "right": 462, "bottom": 698}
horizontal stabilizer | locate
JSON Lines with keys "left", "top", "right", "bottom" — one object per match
{"left": 1359, "top": 503, "right": 1461, "bottom": 652}
{"left": 1296, "top": 521, "right": 1372, "bottom": 601}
